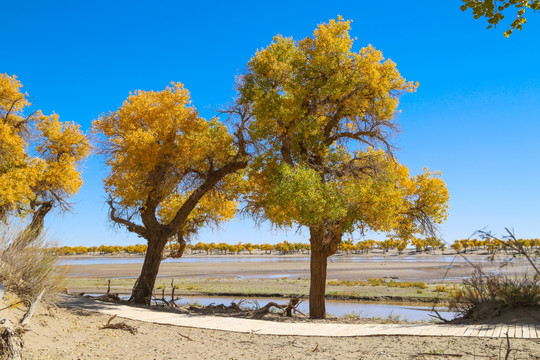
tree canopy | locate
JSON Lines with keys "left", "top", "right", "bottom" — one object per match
{"left": 239, "top": 17, "right": 449, "bottom": 318}
{"left": 0, "top": 73, "right": 90, "bottom": 243}
{"left": 461, "top": 0, "right": 540, "bottom": 36}
{"left": 92, "top": 82, "right": 248, "bottom": 303}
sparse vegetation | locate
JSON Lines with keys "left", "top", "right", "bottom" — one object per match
{"left": 449, "top": 229, "right": 540, "bottom": 321}
{"left": 449, "top": 268, "right": 540, "bottom": 320}
{"left": 327, "top": 278, "right": 428, "bottom": 289}
{"left": 0, "top": 226, "right": 66, "bottom": 301}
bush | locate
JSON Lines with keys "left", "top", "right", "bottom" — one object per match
{"left": 0, "top": 226, "right": 67, "bottom": 301}
{"left": 449, "top": 268, "right": 540, "bottom": 319}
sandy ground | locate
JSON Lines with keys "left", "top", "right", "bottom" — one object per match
{"left": 1, "top": 293, "right": 538, "bottom": 360}
{"left": 9, "top": 252, "right": 530, "bottom": 359}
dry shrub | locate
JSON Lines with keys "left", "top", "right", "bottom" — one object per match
{"left": 449, "top": 268, "right": 540, "bottom": 319}
{"left": 0, "top": 226, "right": 67, "bottom": 302}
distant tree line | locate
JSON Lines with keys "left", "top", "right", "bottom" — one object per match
{"left": 52, "top": 237, "right": 540, "bottom": 256}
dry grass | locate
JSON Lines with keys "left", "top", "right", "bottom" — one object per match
{"left": 449, "top": 267, "right": 540, "bottom": 319}
{"left": 0, "top": 226, "right": 67, "bottom": 301}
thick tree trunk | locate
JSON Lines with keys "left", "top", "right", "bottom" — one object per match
{"left": 131, "top": 236, "right": 168, "bottom": 305}
{"left": 308, "top": 226, "right": 341, "bottom": 319}
{"left": 309, "top": 241, "right": 328, "bottom": 319}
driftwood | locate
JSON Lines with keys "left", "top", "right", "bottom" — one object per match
{"left": 189, "top": 301, "right": 242, "bottom": 311}
{"left": 253, "top": 298, "right": 304, "bottom": 319}
{"left": 96, "top": 293, "right": 122, "bottom": 302}
{"left": 0, "top": 289, "right": 45, "bottom": 360}
{"left": 20, "top": 289, "right": 44, "bottom": 327}
{"left": 101, "top": 315, "right": 137, "bottom": 335}
{"left": 0, "top": 325, "right": 23, "bottom": 360}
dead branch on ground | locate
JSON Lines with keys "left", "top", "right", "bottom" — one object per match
{"left": 101, "top": 314, "right": 137, "bottom": 335}
{"left": 253, "top": 298, "right": 304, "bottom": 319}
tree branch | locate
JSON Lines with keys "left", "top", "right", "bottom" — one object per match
{"left": 107, "top": 199, "right": 147, "bottom": 237}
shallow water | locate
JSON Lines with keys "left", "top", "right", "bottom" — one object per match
{"left": 62, "top": 254, "right": 493, "bottom": 266}
{"left": 178, "top": 295, "right": 456, "bottom": 321}
{"left": 88, "top": 293, "right": 455, "bottom": 321}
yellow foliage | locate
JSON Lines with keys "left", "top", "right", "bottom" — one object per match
{"left": 0, "top": 73, "right": 90, "bottom": 218}
{"left": 240, "top": 17, "right": 448, "bottom": 245}
{"left": 92, "top": 82, "right": 245, "bottom": 239}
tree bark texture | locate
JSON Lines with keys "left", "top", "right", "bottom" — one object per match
{"left": 9, "top": 202, "right": 53, "bottom": 251}
{"left": 131, "top": 236, "right": 168, "bottom": 305}
{"left": 308, "top": 226, "right": 341, "bottom": 319}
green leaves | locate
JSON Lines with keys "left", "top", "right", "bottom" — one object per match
{"left": 461, "top": 0, "right": 536, "bottom": 36}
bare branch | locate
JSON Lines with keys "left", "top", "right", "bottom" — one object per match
{"left": 107, "top": 199, "right": 147, "bottom": 237}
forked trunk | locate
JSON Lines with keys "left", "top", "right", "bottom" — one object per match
{"left": 309, "top": 242, "right": 328, "bottom": 319}
{"left": 131, "top": 236, "right": 167, "bottom": 305}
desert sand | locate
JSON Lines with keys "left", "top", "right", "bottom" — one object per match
{"left": 1, "top": 294, "right": 536, "bottom": 360}
{"left": 3, "top": 252, "right": 539, "bottom": 359}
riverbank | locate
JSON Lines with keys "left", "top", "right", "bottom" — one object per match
{"left": 64, "top": 252, "right": 531, "bottom": 304}
{"left": 67, "top": 276, "right": 450, "bottom": 303}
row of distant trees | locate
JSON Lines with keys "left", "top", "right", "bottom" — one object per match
{"left": 451, "top": 237, "right": 540, "bottom": 254}
{"left": 52, "top": 237, "right": 540, "bottom": 256}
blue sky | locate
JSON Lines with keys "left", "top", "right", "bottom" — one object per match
{"left": 2, "top": 1, "right": 539, "bottom": 246}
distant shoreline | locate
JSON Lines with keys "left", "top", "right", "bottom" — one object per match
{"left": 60, "top": 248, "right": 496, "bottom": 259}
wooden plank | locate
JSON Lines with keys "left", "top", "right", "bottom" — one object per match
{"left": 492, "top": 324, "right": 505, "bottom": 338}
{"left": 485, "top": 324, "right": 498, "bottom": 338}
{"left": 384, "top": 324, "right": 422, "bottom": 336}
{"left": 445, "top": 325, "right": 468, "bottom": 337}
{"left": 255, "top": 322, "right": 290, "bottom": 335}
{"left": 515, "top": 324, "right": 524, "bottom": 338}
{"left": 463, "top": 325, "right": 481, "bottom": 337}
{"left": 401, "top": 325, "right": 425, "bottom": 336}
{"left": 474, "top": 325, "right": 488, "bottom": 337}
{"left": 507, "top": 325, "right": 516, "bottom": 338}
{"left": 521, "top": 324, "right": 530, "bottom": 338}
{"left": 377, "top": 324, "right": 409, "bottom": 336}
{"left": 418, "top": 325, "right": 438, "bottom": 336}
{"left": 325, "top": 324, "right": 357, "bottom": 337}
{"left": 346, "top": 324, "right": 380, "bottom": 336}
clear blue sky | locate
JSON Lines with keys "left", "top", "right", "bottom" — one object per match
{"left": 2, "top": 1, "right": 539, "bottom": 246}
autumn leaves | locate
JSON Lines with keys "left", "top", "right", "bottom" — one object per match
{"left": 1, "top": 18, "right": 449, "bottom": 317}
{"left": 0, "top": 74, "right": 90, "bottom": 244}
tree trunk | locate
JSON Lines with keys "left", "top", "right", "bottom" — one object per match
{"left": 309, "top": 241, "right": 328, "bottom": 319}
{"left": 308, "top": 226, "right": 341, "bottom": 319}
{"left": 131, "top": 236, "right": 167, "bottom": 305}
{"left": 10, "top": 202, "right": 53, "bottom": 251}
